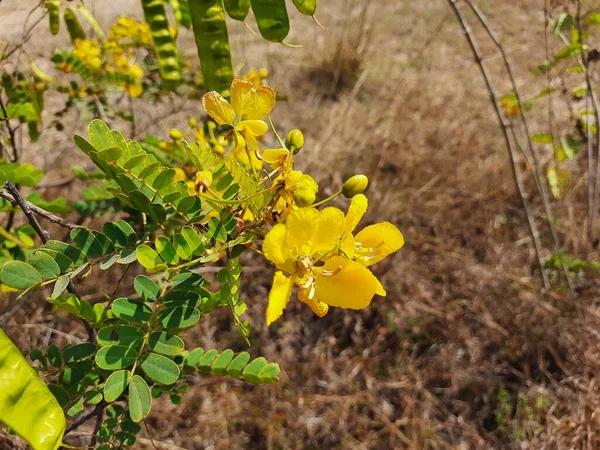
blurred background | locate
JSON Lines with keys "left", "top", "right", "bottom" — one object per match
{"left": 2, "top": 0, "right": 600, "bottom": 448}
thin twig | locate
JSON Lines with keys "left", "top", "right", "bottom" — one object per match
{"left": 0, "top": 187, "right": 79, "bottom": 230}
{"left": 575, "top": 1, "right": 600, "bottom": 241}
{"left": 4, "top": 181, "right": 50, "bottom": 242}
{"left": 0, "top": 96, "right": 19, "bottom": 162}
{"left": 446, "top": 0, "right": 550, "bottom": 288}
{"left": 464, "top": 0, "right": 560, "bottom": 244}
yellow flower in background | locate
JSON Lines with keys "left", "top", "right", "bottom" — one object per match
{"left": 242, "top": 68, "right": 269, "bottom": 88}
{"left": 202, "top": 79, "right": 275, "bottom": 168}
{"left": 109, "top": 16, "right": 152, "bottom": 45}
{"left": 72, "top": 38, "right": 103, "bottom": 70}
{"left": 262, "top": 201, "right": 404, "bottom": 325}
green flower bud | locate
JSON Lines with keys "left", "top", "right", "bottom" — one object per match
{"left": 188, "top": 118, "right": 197, "bottom": 127}
{"left": 293, "top": 188, "right": 316, "bottom": 207}
{"left": 169, "top": 128, "right": 183, "bottom": 140}
{"left": 285, "top": 129, "right": 304, "bottom": 154}
{"left": 342, "top": 175, "right": 369, "bottom": 198}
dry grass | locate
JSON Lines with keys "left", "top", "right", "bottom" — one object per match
{"left": 3, "top": 0, "right": 600, "bottom": 449}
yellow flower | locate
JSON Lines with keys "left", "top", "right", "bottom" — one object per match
{"left": 72, "top": 38, "right": 103, "bottom": 70}
{"left": 202, "top": 79, "right": 275, "bottom": 167}
{"left": 262, "top": 200, "right": 404, "bottom": 325}
{"left": 340, "top": 194, "right": 405, "bottom": 267}
{"left": 272, "top": 170, "right": 318, "bottom": 219}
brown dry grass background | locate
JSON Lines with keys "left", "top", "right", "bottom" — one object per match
{"left": 2, "top": 0, "right": 600, "bottom": 448}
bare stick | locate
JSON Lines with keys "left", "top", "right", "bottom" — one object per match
{"left": 4, "top": 181, "right": 50, "bottom": 242}
{"left": 463, "top": 0, "right": 560, "bottom": 247}
{"left": 575, "top": 1, "right": 600, "bottom": 241}
{"left": 0, "top": 187, "right": 78, "bottom": 230}
{"left": 446, "top": 0, "right": 550, "bottom": 288}
{"left": 0, "top": 96, "right": 19, "bottom": 162}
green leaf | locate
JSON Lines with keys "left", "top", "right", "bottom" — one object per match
{"left": 83, "top": 390, "right": 103, "bottom": 405}
{"left": 172, "top": 233, "right": 192, "bottom": 260}
{"left": 104, "top": 370, "right": 131, "bottom": 402}
{"left": 28, "top": 251, "right": 61, "bottom": 279}
{"left": 211, "top": 349, "right": 234, "bottom": 375}
{"left": 155, "top": 236, "right": 179, "bottom": 264}
{"left": 51, "top": 275, "right": 70, "bottom": 299}
{"left": 181, "top": 226, "right": 204, "bottom": 256}
{"left": 102, "top": 221, "right": 136, "bottom": 247}
{"left": 554, "top": 13, "right": 573, "bottom": 33}
{"left": 111, "top": 298, "right": 153, "bottom": 323}
{"left": 63, "top": 343, "right": 96, "bottom": 363}
{"left": 0, "top": 261, "right": 42, "bottom": 289}
{"left": 67, "top": 401, "right": 84, "bottom": 417}
{"left": 532, "top": 133, "right": 554, "bottom": 144}
{"left": 136, "top": 244, "right": 163, "bottom": 270}
{"left": 39, "top": 249, "right": 72, "bottom": 273}
{"left": 588, "top": 13, "right": 600, "bottom": 25}
{"left": 134, "top": 275, "right": 160, "bottom": 301}
{"left": 44, "top": 240, "right": 87, "bottom": 266}
{"left": 197, "top": 349, "right": 219, "bottom": 373}
{"left": 152, "top": 168, "right": 176, "bottom": 190}
{"left": 97, "top": 325, "right": 144, "bottom": 348}
{"left": 184, "top": 347, "right": 204, "bottom": 367}
{"left": 47, "top": 345, "right": 63, "bottom": 368}
{"left": 242, "top": 357, "right": 268, "bottom": 383}
{"left": 70, "top": 227, "right": 105, "bottom": 259}
{"left": 162, "top": 290, "right": 201, "bottom": 307}
{"left": 140, "top": 353, "right": 180, "bottom": 385}
{"left": 48, "top": 383, "right": 70, "bottom": 407}
{"left": 61, "top": 361, "right": 93, "bottom": 385}
{"left": 95, "top": 345, "right": 138, "bottom": 370}
{"left": 226, "top": 351, "right": 250, "bottom": 377}
{"left": 148, "top": 332, "right": 185, "bottom": 356}
{"left": 561, "top": 135, "right": 579, "bottom": 160}
{"left": 157, "top": 306, "right": 200, "bottom": 329}
{"left": 257, "top": 363, "right": 280, "bottom": 383}
{"left": 128, "top": 375, "right": 152, "bottom": 422}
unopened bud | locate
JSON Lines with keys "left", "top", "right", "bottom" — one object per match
{"left": 188, "top": 118, "right": 197, "bottom": 127}
{"left": 285, "top": 129, "right": 304, "bottom": 154}
{"left": 293, "top": 188, "right": 316, "bottom": 207}
{"left": 169, "top": 128, "right": 183, "bottom": 140}
{"left": 342, "top": 175, "right": 369, "bottom": 198}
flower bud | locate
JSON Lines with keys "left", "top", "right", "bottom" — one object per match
{"left": 285, "top": 129, "right": 304, "bottom": 154}
{"left": 188, "top": 118, "right": 197, "bottom": 127}
{"left": 169, "top": 128, "right": 183, "bottom": 140}
{"left": 293, "top": 188, "right": 316, "bottom": 207}
{"left": 342, "top": 175, "right": 369, "bottom": 198}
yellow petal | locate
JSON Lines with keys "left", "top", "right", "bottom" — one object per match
{"left": 263, "top": 148, "right": 289, "bottom": 167}
{"left": 202, "top": 91, "right": 235, "bottom": 126}
{"left": 298, "top": 287, "right": 329, "bottom": 317}
{"left": 285, "top": 208, "right": 320, "bottom": 256}
{"left": 233, "top": 130, "right": 246, "bottom": 154}
{"left": 346, "top": 194, "right": 368, "bottom": 233}
{"left": 340, "top": 233, "right": 356, "bottom": 258}
{"left": 354, "top": 222, "right": 404, "bottom": 266}
{"left": 247, "top": 85, "right": 276, "bottom": 120}
{"left": 230, "top": 78, "right": 254, "bottom": 118}
{"left": 314, "top": 256, "right": 385, "bottom": 309}
{"left": 237, "top": 119, "right": 268, "bottom": 136}
{"left": 312, "top": 207, "right": 345, "bottom": 258}
{"left": 263, "top": 223, "right": 288, "bottom": 267}
{"left": 266, "top": 271, "right": 294, "bottom": 325}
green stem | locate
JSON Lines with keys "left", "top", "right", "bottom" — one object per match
{"left": 312, "top": 190, "right": 342, "bottom": 207}
{"left": 268, "top": 116, "right": 287, "bottom": 149}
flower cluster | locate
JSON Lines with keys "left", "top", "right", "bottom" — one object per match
{"left": 202, "top": 79, "right": 405, "bottom": 324}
